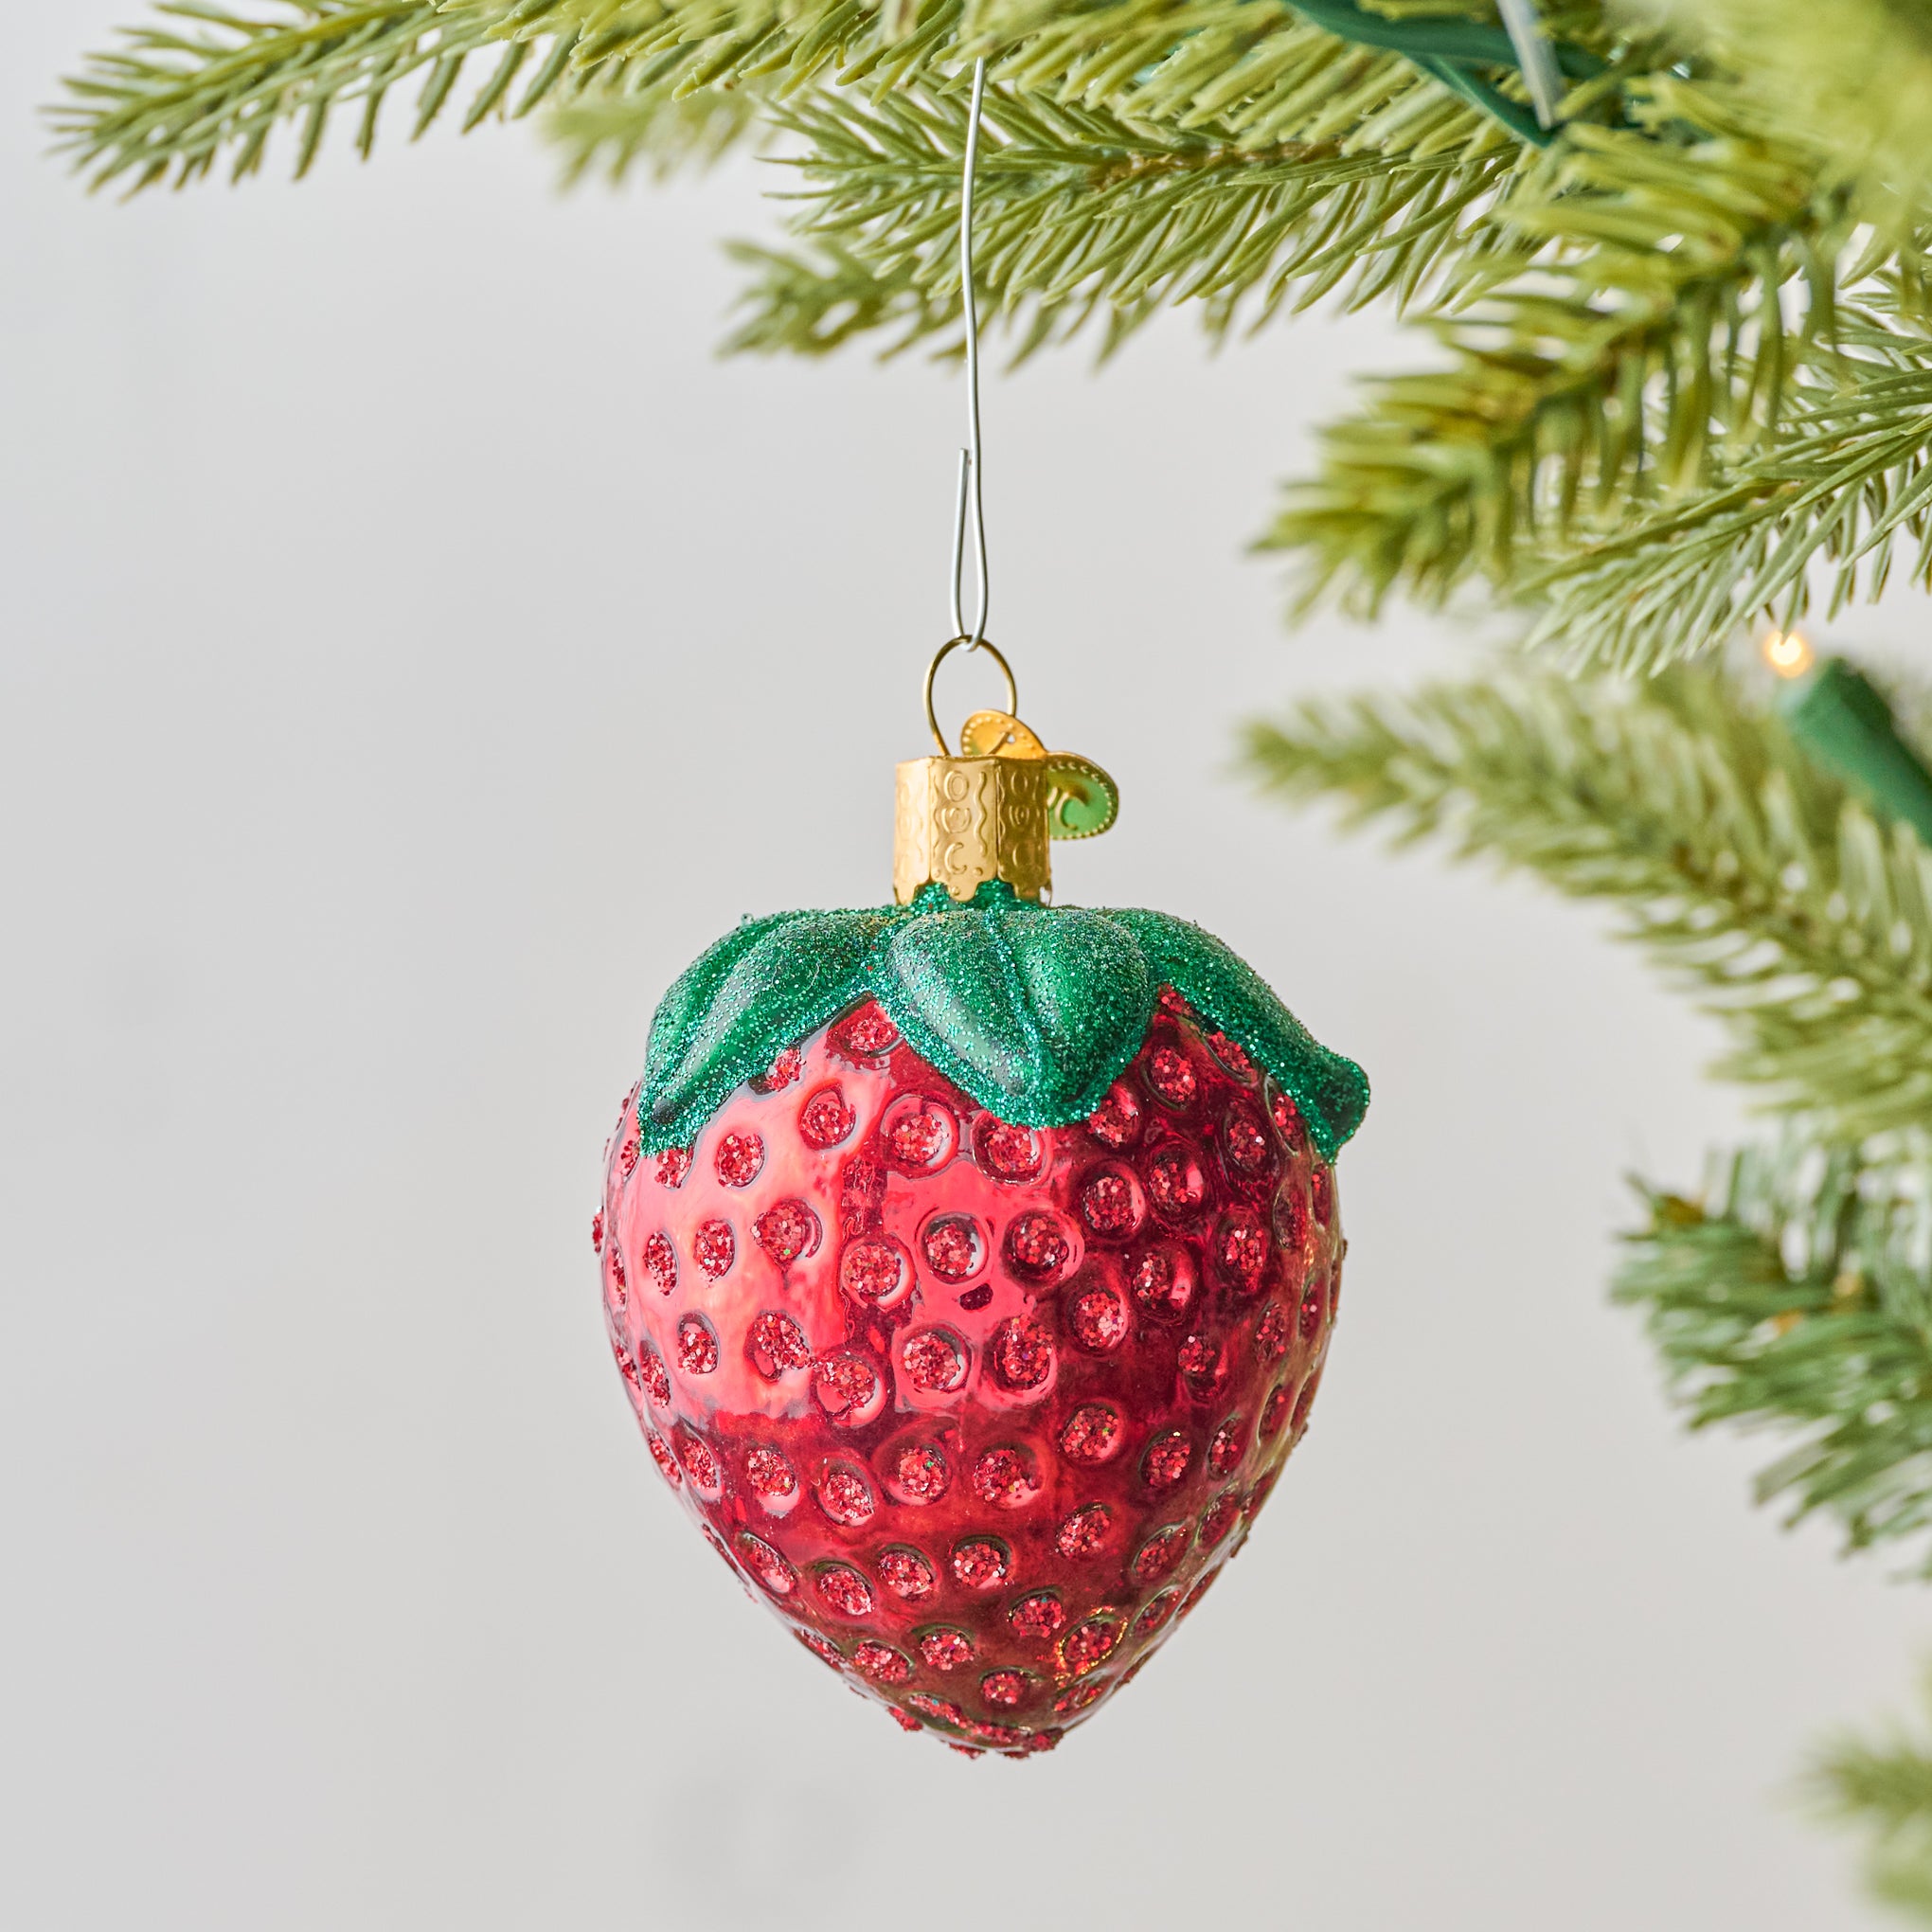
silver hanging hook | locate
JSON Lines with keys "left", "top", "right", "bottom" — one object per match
{"left": 947, "top": 57, "right": 990, "bottom": 651}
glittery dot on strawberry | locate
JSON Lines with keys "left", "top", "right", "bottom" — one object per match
{"left": 598, "top": 683, "right": 1366, "bottom": 1757}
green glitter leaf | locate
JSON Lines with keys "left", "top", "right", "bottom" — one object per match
{"left": 873, "top": 899, "right": 1153, "bottom": 1127}
{"left": 642, "top": 908, "right": 904, "bottom": 1152}
{"left": 1105, "top": 909, "right": 1371, "bottom": 1161}
{"left": 635, "top": 886, "right": 1368, "bottom": 1162}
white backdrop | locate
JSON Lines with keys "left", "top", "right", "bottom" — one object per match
{"left": 5, "top": 11, "right": 1927, "bottom": 1927}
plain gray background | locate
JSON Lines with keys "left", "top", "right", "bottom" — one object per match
{"left": 6, "top": 9, "right": 1929, "bottom": 1927}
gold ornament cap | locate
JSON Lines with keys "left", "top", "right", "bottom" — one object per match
{"left": 892, "top": 637, "right": 1119, "bottom": 904}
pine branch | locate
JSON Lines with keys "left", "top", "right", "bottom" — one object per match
{"left": 52, "top": 1, "right": 552, "bottom": 188}
{"left": 53, "top": 0, "right": 934, "bottom": 190}
{"left": 1615, "top": 1129, "right": 1932, "bottom": 1569}
{"left": 1811, "top": 1671, "right": 1932, "bottom": 1922}
{"left": 727, "top": 82, "right": 1521, "bottom": 362}
{"left": 546, "top": 55, "right": 768, "bottom": 185}
{"left": 1644, "top": 0, "right": 1932, "bottom": 237}
{"left": 1523, "top": 301, "right": 1932, "bottom": 671}
{"left": 1259, "top": 77, "right": 1851, "bottom": 617}
{"left": 1243, "top": 664, "right": 1932, "bottom": 1137}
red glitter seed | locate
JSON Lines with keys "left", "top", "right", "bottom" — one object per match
{"left": 1086, "top": 1082, "right": 1143, "bottom": 1151}
{"left": 752, "top": 1199, "right": 820, "bottom": 1265}
{"left": 1292, "top": 1373, "right": 1321, "bottom": 1431}
{"left": 744, "top": 1446, "right": 797, "bottom": 1499}
{"left": 1298, "top": 1275, "right": 1328, "bottom": 1340}
{"left": 919, "top": 1630, "right": 975, "bottom": 1672}
{"left": 1079, "top": 1166, "right": 1143, "bottom": 1242}
{"left": 714, "top": 1130, "right": 765, "bottom": 1189}
{"left": 677, "top": 1429, "right": 722, "bottom": 1495}
{"left": 889, "top": 1708, "right": 921, "bottom": 1733}
{"left": 854, "top": 1641, "right": 912, "bottom": 1684}
{"left": 980, "top": 1670, "right": 1029, "bottom": 1710}
{"left": 1007, "top": 1592, "right": 1065, "bottom": 1639}
{"left": 1255, "top": 1302, "right": 1291, "bottom": 1365}
{"left": 835, "top": 1004, "right": 901, "bottom": 1059}
{"left": 1067, "top": 1284, "right": 1128, "bottom": 1353}
{"left": 1269, "top": 1089, "right": 1305, "bottom": 1149}
{"left": 957, "top": 1284, "right": 993, "bottom": 1312}
{"left": 969, "top": 1720, "right": 1029, "bottom": 1749}
{"left": 607, "top": 1244, "right": 626, "bottom": 1303}
{"left": 975, "top": 1118, "right": 1046, "bottom": 1182}
{"left": 1178, "top": 1570, "right": 1219, "bottom": 1619}
{"left": 879, "top": 1094, "right": 957, "bottom": 1172}
{"left": 1004, "top": 1212, "right": 1074, "bottom": 1283}
{"left": 1144, "top": 1147, "right": 1206, "bottom": 1218}
{"left": 745, "top": 1310, "right": 812, "bottom": 1382}
{"left": 1133, "top": 1590, "right": 1179, "bottom": 1638}
{"left": 813, "top": 1353, "right": 884, "bottom": 1426}
{"left": 951, "top": 1538, "right": 1010, "bottom": 1589}
{"left": 989, "top": 1316, "right": 1056, "bottom": 1392}
{"left": 636, "top": 1349, "right": 671, "bottom": 1407}
{"left": 1132, "top": 1526, "right": 1187, "bottom": 1583}
{"left": 1312, "top": 1164, "right": 1334, "bottom": 1225}
{"left": 1274, "top": 1185, "right": 1310, "bottom": 1258}
{"left": 692, "top": 1220, "right": 735, "bottom": 1279}
{"left": 1061, "top": 1616, "right": 1123, "bottom": 1676}
{"left": 1208, "top": 1415, "right": 1248, "bottom": 1476}
{"left": 1177, "top": 1333, "right": 1224, "bottom": 1386}
{"left": 750, "top": 1046, "right": 803, "bottom": 1093}
{"left": 1216, "top": 1208, "right": 1270, "bottom": 1294}
{"left": 877, "top": 1548, "right": 937, "bottom": 1601}
{"left": 797, "top": 1629, "right": 843, "bottom": 1667}
{"left": 1055, "top": 1503, "right": 1112, "bottom": 1560}
{"left": 737, "top": 1533, "right": 796, "bottom": 1596}
{"left": 1198, "top": 1490, "right": 1243, "bottom": 1549}
{"left": 618, "top": 1138, "right": 639, "bottom": 1178}
{"left": 921, "top": 1214, "right": 984, "bottom": 1282}
{"left": 891, "top": 1442, "right": 951, "bottom": 1503}
{"left": 816, "top": 1465, "right": 876, "bottom": 1527}
{"left": 901, "top": 1328, "right": 968, "bottom": 1394}
{"left": 590, "top": 1211, "right": 604, "bottom": 1255}
{"left": 615, "top": 1346, "right": 644, "bottom": 1410}
{"left": 676, "top": 1315, "right": 719, "bottom": 1376}
{"left": 839, "top": 1237, "right": 910, "bottom": 1308}
{"left": 1260, "top": 1384, "right": 1292, "bottom": 1439}
{"left": 909, "top": 1694, "right": 967, "bottom": 1727}
{"left": 1054, "top": 1680, "right": 1104, "bottom": 1716}
{"left": 1208, "top": 1031, "right": 1260, "bottom": 1084}
{"left": 1146, "top": 1046, "right": 1198, "bottom": 1110}
{"left": 815, "top": 1564, "right": 874, "bottom": 1619}
{"left": 1143, "top": 1431, "right": 1192, "bottom": 1491}
{"left": 655, "top": 1148, "right": 691, "bottom": 1189}
{"left": 645, "top": 1430, "right": 681, "bottom": 1487}
{"left": 1222, "top": 1102, "right": 1271, "bottom": 1174}
{"left": 798, "top": 1084, "right": 857, "bottom": 1150}
{"left": 972, "top": 1446, "right": 1040, "bottom": 1510}
{"left": 642, "top": 1233, "right": 677, "bottom": 1295}
{"left": 1059, "top": 1404, "right": 1121, "bottom": 1465}
{"left": 1130, "top": 1246, "right": 1196, "bottom": 1325}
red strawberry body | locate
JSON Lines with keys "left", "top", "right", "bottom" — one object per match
{"left": 599, "top": 986, "right": 1344, "bottom": 1757}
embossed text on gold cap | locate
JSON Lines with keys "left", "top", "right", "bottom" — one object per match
{"left": 894, "top": 755, "right": 1051, "bottom": 904}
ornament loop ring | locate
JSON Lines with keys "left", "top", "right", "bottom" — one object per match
{"left": 924, "top": 635, "right": 1016, "bottom": 754}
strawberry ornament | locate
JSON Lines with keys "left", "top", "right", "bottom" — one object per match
{"left": 597, "top": 643, "right": 1368, "bottom": 1757}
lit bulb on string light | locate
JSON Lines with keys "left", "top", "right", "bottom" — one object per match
{"left": 1763, "top": 630, "right": 1932, "bottom": 843}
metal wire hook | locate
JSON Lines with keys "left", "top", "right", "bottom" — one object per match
{"left": 947, "top": 57, "right": 990, "bottom": 651}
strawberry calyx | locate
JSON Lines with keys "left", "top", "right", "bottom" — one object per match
{"left": 637, "top": 882, "right": 1368, "bottom": 1162}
